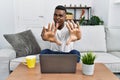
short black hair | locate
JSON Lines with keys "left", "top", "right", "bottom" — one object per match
{"left": 55, "top": 5, "right": 66, "bottom": 13}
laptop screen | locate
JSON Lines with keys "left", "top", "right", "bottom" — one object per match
{"left": 39, "top": 54, "right": 77, "bottom": 73}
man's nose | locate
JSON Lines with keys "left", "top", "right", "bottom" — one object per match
{"left": 56, "top": 16, "right": 60, "bottom": 19}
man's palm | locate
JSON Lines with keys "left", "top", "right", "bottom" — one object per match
{"left": 66, "top": 20, "right": 81, "bottom": 45}
{"left": 42, "top": 29, "right": 56, "bottom": 42}
{"left": 41, "top": 23, "right": 61, "bottom": 45}
{"left": 69, "top": 29, "right": 81, "bottom": 41}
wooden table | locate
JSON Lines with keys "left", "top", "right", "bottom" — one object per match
{"left": 6, "top": 63, "right": 119, "bottom": 80}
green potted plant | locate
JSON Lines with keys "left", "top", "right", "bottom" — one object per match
{"left": 81, "top": 51, "right": 96, "bottom": 75}
{"left": 79, "top": 15, "right": 104, "bottom": 25}
{"left": 87, "top": 15, "right": 104, "bottom": 25}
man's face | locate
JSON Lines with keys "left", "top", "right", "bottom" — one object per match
{"left": 53, "top": 9, "right": 66, "bottom": 29}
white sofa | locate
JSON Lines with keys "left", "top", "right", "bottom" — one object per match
{"left": 0, "top": 25, "right": 120, "bottom": 73}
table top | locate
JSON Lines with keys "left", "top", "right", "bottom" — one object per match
{"left": 6, "top": 63, "right": 119, "bottom": 80}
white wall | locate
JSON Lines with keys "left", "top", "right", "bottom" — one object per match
{"left": 93, "top": 0, "right": 120, "bottom": 27}
{"left": 0, "top": 0, "right": 93, "bottom": 48}
{"left": 0, "top": 0, "right": 120, "bottom": 48}
{"left": 108, "top": 0, "right": 120, "bottom": 27}
{"left": 0, "top": 0, "right": 14, "bottom": 48}
{"left": 44, "top": 0, "right": 93, "bottom": 23}
{"left": 92, "top": 0, "right": 109, "bottom": 26}
{"left": 14, "top": 0, "right": 93, "bottom": 32}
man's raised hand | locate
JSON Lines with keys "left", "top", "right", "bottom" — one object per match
{"left": 66, "top": 20, "right": 81, "bottom": 45}
{"left": 41, "top": 22, "right": 61, "bottom": 45}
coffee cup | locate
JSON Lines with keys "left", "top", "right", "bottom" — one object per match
{"left": 23, "top": 55, "right": 36, "bottom": 68}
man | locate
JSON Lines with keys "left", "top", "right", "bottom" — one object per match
{"left": 41, "top": 5, "right": 81, "bottom": 62}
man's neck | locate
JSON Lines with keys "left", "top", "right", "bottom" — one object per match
{"left": 58, "top": 23, "right": 64, "bottom": 30}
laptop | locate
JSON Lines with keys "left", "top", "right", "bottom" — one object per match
{"left": 39, "top": 54, "right": 77, "bottom": 73}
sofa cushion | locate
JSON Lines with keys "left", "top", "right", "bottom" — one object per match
{"left": 106, "top": 27, "right": 120, "bottom": 52}
{"left": 80, "top": 52, "right": 120, "bottom": 63}
{"left": 4, "top": 30, "right": 41, "bottom": 57}
{"left": 25, "top": 27, "right": 51, "bottom": 50}
{"left": 109, "top": 52, "right": 120, "bottom": 58}
{"left": 74, "top": 25, "right": 107, "bottom": 52}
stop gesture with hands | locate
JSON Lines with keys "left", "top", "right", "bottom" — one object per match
{"left": 41, "top": 22, "right": 62, "bottom": 45}
{"left": 66, "top": 20, "right": 81, "bottom": 45}
{"left": 41, "top": 20, "right": 81, "bottom": 45}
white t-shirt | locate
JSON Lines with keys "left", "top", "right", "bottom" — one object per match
{"left": 50, "top": 23, "right": 74, "bottom": 52}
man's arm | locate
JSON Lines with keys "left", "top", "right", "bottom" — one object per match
{"left": 66, "top": 20, "right": 81, "bottom": 45}
{"left": 41, "top": 22, "right": 61, "bottom": 45}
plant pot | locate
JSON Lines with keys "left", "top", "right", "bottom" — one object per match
{"left": 82, "top": 63, "right": 95, "bottom": 75}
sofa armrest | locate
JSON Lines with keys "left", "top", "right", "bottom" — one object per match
{"left": 0, "top": 48, "right": 16, "bottom": 60}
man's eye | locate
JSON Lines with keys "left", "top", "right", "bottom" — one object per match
{"left": 59, "top": 15, "right": 63, "bottom": 17}
{"left": 54, "top": 14, "right": 63, "bottom": 17}
{"left": 54, "top": 14, "right": 57, "bottom": 16}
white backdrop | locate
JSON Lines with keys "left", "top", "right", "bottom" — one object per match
{"left": 0, "top": 0, "right": 120, "bottom": 48}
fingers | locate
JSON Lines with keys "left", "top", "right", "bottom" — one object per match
{"left": 54, "top": 23, "right": 59, "bottom": 33}
{"left": 66, "top": 37, "right": 78, "bottom": 45}
{"left": 48, "top": 23, "right": 51, "bottom": 31}
{"left": 51, "top": 22, "right": 55, "bottom": 32}
{"left": 68, "top": 20, "right": 74, "bottom": 30}
{"left": 49, "top": 37, "right": 61, "bottom": 46}
{"left": 71, "top": 20, "right": 76, "bottom": 28}
{"left": 71, "top": 20, "right": 80, "bottom": 28}
{"left": 41, "top": 26, "right": 46, "bottom": 36}
{"left": 66, "top": 20, "right": 79, "bottom": 31}
{"left": 47, "top": 22, "right": 58, "bottom": 33}
{"left": 66, "top": 38, "right": 71, "bottom": 45}
{"left": 41, "top": 26, "right": 46, "bottom": 40}
{"left": 55, "top": 23, "right": 59, "bottom": 29}
{"left": 76, "top": 21, "right": 80, "bottom": 29}
{"left": 55, "top": 40, "right": 62, "bottom": 46}
{"left": 66, "top": 21, "right": 72, "bottom": 31}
